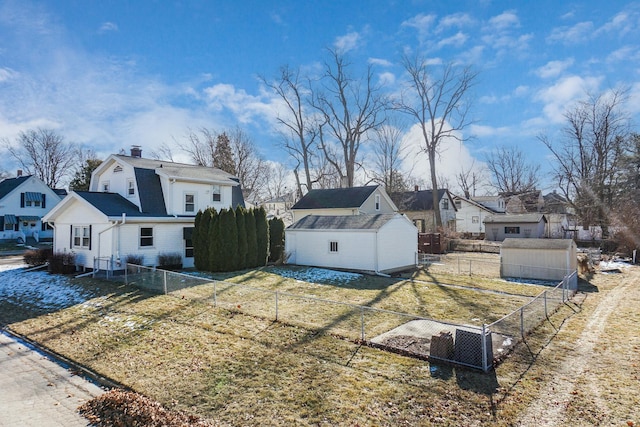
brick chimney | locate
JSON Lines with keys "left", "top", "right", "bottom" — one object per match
{"left": 130, "top": 145, "right": 142, "bottom": 158}
{"left": 414, "top": 185, "right": 419, "bottom": 192}
{"left": 17, "top": 169, "right": 22, "bottom": 177}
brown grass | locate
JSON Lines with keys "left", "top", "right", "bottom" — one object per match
{"left": 2, "top": 255, "right": 638, "bottom": 426}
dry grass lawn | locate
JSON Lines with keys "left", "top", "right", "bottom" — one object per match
{"left": 1, "top": 253, "right": 638, "bottom": 426}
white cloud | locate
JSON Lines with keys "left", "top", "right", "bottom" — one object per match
{"left": 333, "top": 31, "right": 361, "bottom": 53}
{"left": 401, "top": 13, "right": 437, "bottom": 42}
{"left": 203, "top": 83, "right": 278, "bottom": 125}
{"left": 535, "top": 58, "right": 574, "bottom": 79}
{"left": 0, "top": 67, "right": 18, "bottom": 82}
{"left": 534, "top": 75, "right": 602, "bottom": 123}
{"left": 368, "top": 57, "right": 393, "bottom": 67}
{"left": 469, "top": 124, "right": 510, "bottom": 137}
{"left": 378, "top": 72, "right": 395, "bottom": 86}
{"left": 99, "top": 22, "right": 118, "bottom": 33}
{"left": 606, "top": 46, "right": 639, "bottom": 63}
{"left": 436, "top": 13, "right": 474, "bottom": 33}
{"left": 596, "top": 11, "right": 635, "bottom": 37}
{"left": 546, "top": 21, "right": 593, "bottom": 45}
{"left": 481, "top": 10, "right": 531, "bottom": 56}
{"left": 513, "top": 85, "right": 529, "bottom": 97}
{"left": 437, "top": 32, "right": 468, "bottom": 49}
{"left": 487, "top": 10, "right": 520, "bottom": 31}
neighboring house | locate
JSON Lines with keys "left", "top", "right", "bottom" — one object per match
{"left": 0, "top": 174, "right": 64, "bottom": 243}
{"left": 390, "top": 188, "right": 457, "bottom": 232}
{"left": 483, "top": 213, "right": 547, "bottom": 241}
{"left": 290, "top": 186, "right": 397, "bottom": 223}
{"left": 43, "top": 148, "right": 244, "bottom": 270}
{"left": 261, "top": 192, "right": 296, "bottom": 227}
{"left": 285, "top": 213, "right": 417, "bottom": 274}
{"left": 500, "top": 238, "right": 577, "bottom": 288}
{"left": 472, "top": 195, "right": 506, "bottom": 213}
{"left": 543, "top": 191, "right": 572, "bottom": 214}
{"left": 500, "top": 190, "right": 545, "bottom": 214}
{"left": 453, "top": 195, "right": 498, "bottom": 236}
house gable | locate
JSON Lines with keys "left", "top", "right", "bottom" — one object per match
{"left": 291, "top": 186, "right": 395, "bottom": 222}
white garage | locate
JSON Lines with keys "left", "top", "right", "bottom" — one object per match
{"left": 285, "top": 213, "right": 418, "bottom": 274}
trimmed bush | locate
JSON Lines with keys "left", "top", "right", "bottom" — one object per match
{"left": 245, "top": 208, "right": 257, "bottom": 268}
{"left": 255, "top": 207, "right": 269, "bottom": 267}
{"left": 24, "top": 248, "right": 52, "bottom": 267}
{"left": 268, "top": 217, "right": 285, "bottom": 263}
{"left": 236, "top": 206, "right": 248, "bottom": 269}
{"left": 157, "top": 252, "right": 182, "bottom": 271}
{"left": 47, "top": 252, "right": 76, "bottom": 274}
{"left": 125, "top": 254, "right": 144, "bottom": 265}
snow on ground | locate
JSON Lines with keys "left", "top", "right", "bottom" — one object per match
{"left": 0, "top": 263, "right": 93, "bottom": 310}
{"left": 270, "top": 267, "right": 362, "bottom": 284}
{"left": 599, "top": 259, "right": 634, "bottom": 271}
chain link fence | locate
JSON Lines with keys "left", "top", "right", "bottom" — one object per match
{"left": 100, "top": 263, "right": 577, "bottom": 372}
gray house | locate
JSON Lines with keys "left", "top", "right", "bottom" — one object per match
{"left": 483, "top": 213, "right": 547, "bottom": 241}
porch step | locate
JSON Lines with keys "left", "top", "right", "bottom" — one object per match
{"left": 25, "top": 237, "right": 38, "bottom": 246}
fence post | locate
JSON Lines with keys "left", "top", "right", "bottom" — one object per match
{"left": 275, "top": 291, "right": 279, "bottom": 321}
{"left": 520, "top": 307, "right": 525, "bottom": 339}
{"left": 92, "top": 257, "right": 96, "bottom": 278}
{"left": 469, "top": 259, "right": 472, "bottom": 276}
{"left": 544, "top": 291, "right": 548, "bottom": 319}
{"left": 213, "top": 281, "right": 217, "bottom": 307}
{"left": 163, "top": 270, "right": 168, "bottom": 295}
{"left": 481, "top": 324, "right": 489, "bottom": 372}
{"left": 360, "top": 307, "right": 365, "bottom": 341}
{"left": 457, "top": 257, "right": 460, "bottom": 274}
{"left": 124, "top": 263, "right": 128, "bottom": 285}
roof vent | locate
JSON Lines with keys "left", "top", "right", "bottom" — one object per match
{"left": 130, "top": 145, "right": 142, "bottom": 158}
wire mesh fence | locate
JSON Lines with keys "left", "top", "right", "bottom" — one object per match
{"left": 99, "top": 262, "right": 578, "bottom": 372}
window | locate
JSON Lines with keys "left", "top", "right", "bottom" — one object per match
{"left": 127, "top": 179, "right": 135, "bottom": 196}
{"left": 73, "top": 226, "right": 91, "bottom": 248}
{"left": 505, "top": 226, "right": 520, "bottom": 234}
{"left": 101, "top": 181, "right": 110, "bottom": 192}
{"left": 140, "top": 227, "right": 154, "bottom": 247}
{"left": 472, "top": 216, "right": 479, "bottom": 224}
{"left": 329, "top": 241, "right": 339, "bottom": 253}
{"left": 113, "top": 165, "right": 123, "bottom": 173}
{"left": 185, "top": 239, "right": 194, "bottom": 258}
{"left": 185, "top": 193, "right": 195, "bottom": 212}
{"left": 212, "top": 185, "right": 221, "bottom": 202}
{"left": 5, "top": 223, "right": 13, "bottom": 231}
{"left": 442, "top": 198, "right": 449, "bottom": 210}
{"left": 375, "top": 194, "right": 381, "bottom": 211}
{"left": 523, "top": 228, "right": 532, "bottom": 237}
{"left": 41, "top": 222, "right": 53, "bottom": 231}
{"left": 455, "top": 200, "right": 461, "bottom": 209}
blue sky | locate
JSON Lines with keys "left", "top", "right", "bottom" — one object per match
{"left": 1, "top": 0, "right": 639, "bottom": 194}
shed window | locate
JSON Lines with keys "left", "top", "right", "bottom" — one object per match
{"left": 185, "top": 239, "right": 194, "bottom": 258}
{"left": 140, "top": 227, "right": 154, "bottom": 247}
{"left": 505, "top": 226, "right": 520, "bottom": 234}
{"left": 329, "top": 241, "right": 339, "bottom": 253}
{"left": 472, "top": 216, "right": 479, "bottom": 224}
{"left": 212, "top": 185, "right": 221, "bottom": 202}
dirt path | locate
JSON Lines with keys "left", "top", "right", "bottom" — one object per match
{"left": 516, "top": 268, "right": 638, "bottom": 426}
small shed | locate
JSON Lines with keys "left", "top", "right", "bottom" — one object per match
{"left": 500, "top": 238, "right": 577, "bottom": 283}
{"left": 484, "top": 213, "right": 547, "bottom": 241}
{"left": 285, "top": 213, "right": 418, "bottom": 274}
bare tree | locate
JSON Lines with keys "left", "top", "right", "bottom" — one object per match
{"left": 312, "top": 49, "right": 387, "bottom": 188}
{"left": 370, "top": 120, "right": 409, "bottom": 193}
{"left": 262, "top": 66, "right": 320, "bottom": 196}
{"left": 178, "top": 128, "right": 217, "bottom": 166}
{"left": 2, "top": 128, "right": 76, "bottom": 187}
{"left": 540, "top": 89, "right": 629, "bottom": 235}
{"left": 485, "top": 146, "right": 540, "bottom": 194}
{"left": 395, "top": 56, "right": 478, "bottom": 227}
{"left": 264, "top": 162, "right": 291, "bottom": 200}
{"left": 455, "top": 160, "right": 486, "bottom": 198}
{"left": 150, "top": 142, "right": 176, "bottom": 162}
{"left": 228, "top": 127, "right": 268, "bottom": 200}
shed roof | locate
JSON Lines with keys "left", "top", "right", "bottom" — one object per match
{"left": 291, "top": 186, "right": 378, "bottom": 210}
{"left": 502, "top": 238, "right": 575, "bottom": 250}
{"left": 288, "top": 214, "right": 397, "bottom": 230}
{"left": 484, "top": 213, "right": 546, "bottom": 224}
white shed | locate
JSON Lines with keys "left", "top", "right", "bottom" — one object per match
{"left": 500, "top": 238, "right": 577, "bottom": 284}
{"left": 285, "top": 213, "right": 418, "bottom": 274}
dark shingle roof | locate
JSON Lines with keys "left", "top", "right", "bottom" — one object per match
{"left": 288, "top": 214, "right": 396, "bottom": 230}
{"left": 134, "top": 168, "right": 167, "bottom": 215}
{"left": 291, "top": 186, "right": 378, "bottom": 210}
{"left": 390, "top": 189, "right": 449, "bottom": 211}
{"left": 75, "top": 191, "right": 167, "bottom": 217}
{"left": 0, "top": 176, "right": 31, "bottom": 199}
{"left": 231, "top": 178, "right": 246, "bottom": 209}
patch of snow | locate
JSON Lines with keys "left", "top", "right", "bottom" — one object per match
{"left": 270, "top": 267, "right": 362, "bottom": 284}
{"left": 599, "top": 260, "right": 633, "bottom": 270}
{"left": 0, "top": 263, "right": 92, "bottom": 310}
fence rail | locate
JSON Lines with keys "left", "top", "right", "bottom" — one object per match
{"left": 97, "top": 262, "right": 578, "bottom": 372}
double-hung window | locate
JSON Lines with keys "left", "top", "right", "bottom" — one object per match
{"left": 73, "top": 226, "right": 91, "bottom": 248}
{"left": 140, "top": 227, "right": 154, "bottom": 247}
{"left": 127, "top": 179, "right": 135, "bottom": 196}
{"left": 185, "top": 193, "right": 195, "bottom": 213}
{"left": 212, "top": 185, "right": 221, "bottom": 202}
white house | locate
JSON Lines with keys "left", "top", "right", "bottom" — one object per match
{"left": 0, "top": 174, "right": 65, "bottom": 243}
{"left": 452, "top": 195, "right": 497, "bottom": 236}
{"left": 285, "top": 213, "right": 418, "bottom": 274}
{"left": 43, "top": 149, "right": 244, "bottom": 270}
{"left": 290, "top": 185, "right": 397, "bottom": 223}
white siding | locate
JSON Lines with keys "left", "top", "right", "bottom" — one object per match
{"left": 376, "top": 216, "right": 418, "bottom": 272}
{"left": 164, "top": 180, "right": 233, "bottom": 216}
{"left": 501, "top": 243, "right": 577, "bottom": 281}
{"left": 455, "top": 200, "right": 491, "bottom": 234}
{"left": 359, "top": 188, "right": 396, "bottom": 215}
{"left": 116, "top": 222, "right": 194, "bottom": 268}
